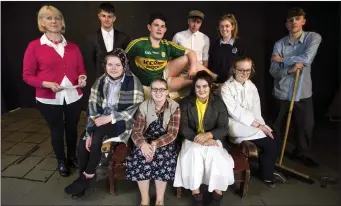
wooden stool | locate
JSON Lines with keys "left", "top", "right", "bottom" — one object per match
{"left": 105, "top": 142, "right": 131, "bottom": 196}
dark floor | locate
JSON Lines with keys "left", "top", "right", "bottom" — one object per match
{"left": 1, "top": 108, "right": 340, "bottom": 205}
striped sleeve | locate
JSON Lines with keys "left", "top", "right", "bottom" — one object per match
{"left": 125, "top": 37, "right": 148, "bottom": 55}
{"left": 131, "top": 111, "right": 147, "bottom": 148}
{"left": 163, "top": 40, "right": 186, "bottom": 59}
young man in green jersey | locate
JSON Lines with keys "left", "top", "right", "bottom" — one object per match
{"left": 126, "top": 12, "right": 216, "bottom": 98}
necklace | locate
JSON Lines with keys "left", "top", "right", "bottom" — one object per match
{"left": 48, "top": 37, "right": 63, "bottom": 45}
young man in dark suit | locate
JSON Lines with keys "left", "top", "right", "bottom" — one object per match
{"left": 87, "top": 3, "right": 130, "bottom": 78}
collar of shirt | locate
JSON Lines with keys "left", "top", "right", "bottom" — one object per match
{"left": 187, "top": 29, "right": 199, "bottom": 37}
{"left": 106, "top": 73, "right": 125, "bottom": 84}
{"left": 40, "top": 33, "right": 67, "bottom": 47}
{"left": 220, "top": 38, "right": 235, "bottom": 46}
{"left": 156, "top": 99, "right": 170, "bottom": 115}
{"left": 228, "top": 76, "right": 250, "bottom": 90}
{"left": 287, "top": 31, "right": 306, "bottom": 45}
{"left": 101, "top": 27, "right": 114, "bottom": 38}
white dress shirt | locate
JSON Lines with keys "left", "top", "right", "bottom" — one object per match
{"left": 220, "top": 77, "right": 272, "bottom": 144}
{"left": 36, "top": 34, "right": 84, "bottom": 105}
{"left": 172, "top": 29, "right": 209, "bottom": 64}
{"left": 101, "top": 28, "right": 114, "bottom": 52}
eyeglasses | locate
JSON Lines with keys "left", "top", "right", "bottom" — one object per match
{"left": 151, "top": 88, "right": 167, "bottom": 93}
{"left": 236, "top": 69, "right": 252, "bottom": 74}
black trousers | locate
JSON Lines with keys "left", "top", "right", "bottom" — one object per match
{"left": 251, "top": 136, "right": 280, "bottom": 181}
{"left": 78, "top": 123, "right": 120, "bottom": 175}
{"left": 37, "top": 99, "right": 82, "bottom": 161}
{"left": 273, "top": 97, "right": 314, "bottom": 155}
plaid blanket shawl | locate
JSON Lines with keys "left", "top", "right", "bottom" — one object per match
{"left": 84, "top": 71, "right": 144, "bottom": 143}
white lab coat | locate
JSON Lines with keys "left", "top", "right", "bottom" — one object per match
{"left": 220, "top": 77, "right": 271, "bottom": 144}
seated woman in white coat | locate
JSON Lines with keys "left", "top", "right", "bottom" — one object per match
{"left": 220, "top": 56, "right": 286, "bottom": 188}
{"left": 174, "top": 71, "right": 235, "bottom": 206}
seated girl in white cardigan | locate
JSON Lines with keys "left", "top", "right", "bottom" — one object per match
{"left": 220, "top": 56, "right": 286, "bottom": 188}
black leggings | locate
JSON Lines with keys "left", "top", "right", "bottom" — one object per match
{"left": 251, "top": 136, "right": 281, "bottom": 181}
{"left": 37, "top": 99, "right": 82, "bottom": 161}
{"left": 77, "top": 123, "right": 120, "bottom": 174}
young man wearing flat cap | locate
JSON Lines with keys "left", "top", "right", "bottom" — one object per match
{"left": 173, "top": 10, "right": 210, "bottom": 68}
{"left": 270, "top": 7, "right": 322, "bottom": 168}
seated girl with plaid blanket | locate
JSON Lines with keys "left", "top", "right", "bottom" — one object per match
{"left": 64, "top": 48, "right": 144, "bottom": 197}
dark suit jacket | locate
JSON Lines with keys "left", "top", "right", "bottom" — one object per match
{"left": 179, "top": 94, "right": 229, "bottom": 142}
{"left": 87, "top": 28, "right": 130, "bottom": 78}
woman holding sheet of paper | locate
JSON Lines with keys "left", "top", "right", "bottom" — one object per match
{"left": 23, "top": 5, "right": 87, "bottom": 177}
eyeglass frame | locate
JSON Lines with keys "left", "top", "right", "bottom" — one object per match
{"left": 235, "top": 68, "right": 252, "bottom": 74}
{"left": 150, "top": 87, "right": 168, "bottom": 93}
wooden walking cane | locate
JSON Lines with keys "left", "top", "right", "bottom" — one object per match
{"left": 275, "top": 69, "right": 315, "bottom": 183}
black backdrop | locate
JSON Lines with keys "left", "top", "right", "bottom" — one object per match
{"left": 1, "top": 1, "right": 340, "bottom": 123}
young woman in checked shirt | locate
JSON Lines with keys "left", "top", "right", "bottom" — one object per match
{"left": 125, "top": 78, "right": 180, "bottom": 206}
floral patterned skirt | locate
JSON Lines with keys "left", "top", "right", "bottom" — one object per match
{"left": 125, "top": 141, "right": 177, "bottom": 182}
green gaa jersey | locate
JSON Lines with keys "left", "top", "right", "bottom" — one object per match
{"left": 125, "top": 37, "right": 186, "bottom": 86}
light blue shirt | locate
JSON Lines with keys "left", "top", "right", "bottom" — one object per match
{"left": 270, "top": 31, "right": 322, "bottom": 101}
{"left": 107, "top": 74, "right": 125, "bottom": 108}
{"left": 220, "top": 38, "right": 235, "bottom": 46}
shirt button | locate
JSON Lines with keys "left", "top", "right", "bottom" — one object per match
{"left": 64, "top": 66, "right": 66, "bottom": 68}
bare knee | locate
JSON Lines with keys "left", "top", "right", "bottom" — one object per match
{"left": 169, "top": 77, "right": 192, "bottom": 91}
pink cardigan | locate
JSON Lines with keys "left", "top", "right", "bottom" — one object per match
{"left": 23, "top": 39, "right": 87, "bottom": 99}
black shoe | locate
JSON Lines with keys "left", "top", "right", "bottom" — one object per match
{"left": 71, "top": 189, "right": 86, "bottom": 199}
{"left": 209, "top": 191, "right": 223, "bottom": 206}
{"left": 58, "top": 160, "right": 70, "bottom": 177}
{"left": 273, "top": 172, "right": 286, "bottom": 183}
{"left": 67, "top": 156, "right": 79, "bottom": 168}
{"left": 291, "top": 152, "right": 319, "bottom": 168}
{"left": 263, "top": 180, "right": 276, "bottom": 188}
{"left": 64, "top": 174, "right": 96, "bottom": 195}
{"left": 192, "top": 193, "right": 203, "bottom": 206}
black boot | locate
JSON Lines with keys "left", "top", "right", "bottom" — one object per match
{"left": 64, "top": 173, "right": 96, "bottom": 195}
{"left": 71, "top": 189, "right": 86, "bottom": 199}
{"left": 58, "top": 160, "right": 70, "bottom": 177}
{"left": 192, "top": 193, "right": 203, "bottom": 206}
{"left": 290, "top": 149, "right": 319, "bottom": 168}
{"left": 209, "top": 191, "right": 223, "bottom": 206}
{"left": 67, "top": 155, "right": 79, "bottom": 168}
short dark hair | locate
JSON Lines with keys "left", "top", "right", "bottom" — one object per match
{"left": 190, "top": 71, "right": 213, "bottom": 96}
{"left": 149, "top": 12, "right": 167, "bottom": 25}
{"left": 287, "top": 7, "right": 306, "bottom": 19}
{"left": 98, "top": 2, "right": 115, "bottom": 14}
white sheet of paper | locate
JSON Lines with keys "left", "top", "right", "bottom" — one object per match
{"left": 103, "top": 137, "right": 122, "bottom": 144}
{"left": 60, "top": 85, "right": 79, "bottom": 89}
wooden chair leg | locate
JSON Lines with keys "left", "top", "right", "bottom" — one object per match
{"left": 176, "top": 187, "right": 182, "bottom": 198}
{"left": 240, "top": 169, "right": 250, "bottom": 198}
{"left": 108, "top": 164, "right": 116, "bottom": 196}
